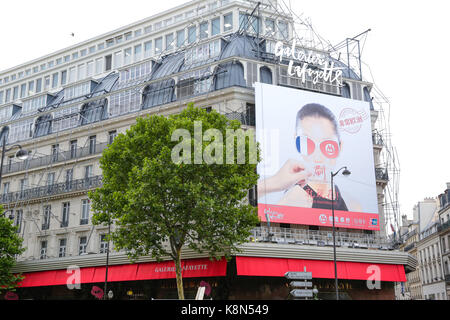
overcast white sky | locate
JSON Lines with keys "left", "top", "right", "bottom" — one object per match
{"left": 0, "top": 0, "right": 449, "bottom": 222}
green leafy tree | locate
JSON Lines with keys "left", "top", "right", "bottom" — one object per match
{"left": 0, "top": 207, "right": 24, "bottom": 293}
{"left": 90, "top": 105, "right": 260, "bottom": 299}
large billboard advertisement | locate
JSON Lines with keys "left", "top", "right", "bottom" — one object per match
{"left": 256, "top": 83, "right": 379, "bottom": 230}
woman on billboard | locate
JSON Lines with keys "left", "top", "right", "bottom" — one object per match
{"left": 257, "top": 103, "right": 362, "bottom": 212}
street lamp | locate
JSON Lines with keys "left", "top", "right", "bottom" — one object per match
{"left": 330, "top": 166, "right": 351, "bottom": 301}
{"left": 0, "top": 132, "right": 29, "bottom": 214}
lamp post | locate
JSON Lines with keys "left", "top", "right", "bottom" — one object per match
{"left": 330, "top": 166, "right": 351, "bottom": 301}
{"left": 0, "top": 132, "right": 29, "bottom": 216}
{"left": 103, "top": 211, "right": 111, "bottom": 300}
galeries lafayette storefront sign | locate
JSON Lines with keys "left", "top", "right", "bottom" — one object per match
{"left": 274, "top": 40, "right": 343, "bottom": 86}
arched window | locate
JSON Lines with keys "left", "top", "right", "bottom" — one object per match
{"left": 34, "top": 114, "right": 53, "bottom": 138}
{"left": 80, "top": 98, "right": 108, "bottom": 125}
{"left": 341, "top": 82, "right": 351, "bottom": 99}
{"left": 142, "top": 78, "right": 176, "bottom": 109}
{"left": 214, "top": 61, "right": 246, "bottom": 90}
{"left": 259, "top": 66, "right": 272, "bottom": 84}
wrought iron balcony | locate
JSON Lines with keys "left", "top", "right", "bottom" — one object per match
{"left": 3, "top": 142, "right": 108, "bottom": 175}
{"left": 404, "top": 243, "right": 416, "bottom": 252}
{"left": 225, "top": 111, "right": 256, "bottom": 126}
{"left": 375, "top": 168, "right": 389, "bottom": 182}
{"left": 0, "top": 175, "right": 103, "bottom": 204}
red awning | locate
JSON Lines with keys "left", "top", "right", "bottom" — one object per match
{"left": 236, "top": 257, "right": 406, "bottom": 282}
{"left": 18, "top": 258, "right": 227, "bottom": 288}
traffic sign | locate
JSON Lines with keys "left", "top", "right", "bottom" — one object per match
{"left": 284, "top": 272, "right": 312, "bottom": 280}
{"left": 290, "top": 281, "right": 312, "bottom": 288}
{"left": 290, "top": 289, "right": 313, "bottom": 298}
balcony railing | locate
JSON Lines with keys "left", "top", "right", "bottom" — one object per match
{"left": 375, "top": 168, "right": 389, "bottom": 182}
{"left": 248, "top": 226, "right": 392, "bottom": 249}
{"left": 404, "top": 243, "right": 416, "bottom": 252}
{"left": 438, "top": 220, "right": 450, "bottom": 232}
{"left": 3, "top": 142, "right": 108, "bottom": 175}
{"left": 0, "top": 175, "right": 103, "bottom": 204}
{"left": 225, "top": 111, "right": 255, "bottom": 126}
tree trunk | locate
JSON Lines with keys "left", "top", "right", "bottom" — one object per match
{"left": 175, "top": 247, "right": 185, "bottom": 300}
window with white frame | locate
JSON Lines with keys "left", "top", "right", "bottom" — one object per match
{"left": 8, "top": 119, "right": 34, "bottom": 143}
{"left": 184, "top": 39, "right": 221, "bottom": 65}
{"left": 42, "top": 205, "right": 51, "bottom": 230}
{"left": 114, "top": 51, "right": 123, "bottom": 69}
{"left": 212, "top": 17, "right": 220, "bottom": 36}
{"left": 118, "top": 61, "right": 152, "bottom": 85}
{"left": 61, "top": 202, "right": 70, "bottom": 227}
{"left": 52, "top": 106, "right": 80, "bottom": 133}
{"left": 200, "top": 21, "right": 209, "bottom": 39}
{"left": 40, "top": 240, "right": 47, "bottom": 259}
{"left": 109, "top": 89, "right": 141, "bottom": 117}
{"left": 22, "top": 95, "right": 47, "bottom": 114}
{"left": 15, "top": 209, "right": 23, "bottom": 234}
{"left": 134, "top": 44, "right": 142, "bottom": 62}
{"left": 177, "top": 30, "right": 185, "bottom": 48}
{"left": 144, "top": 41, "right": 152, "bottom": 59}
{"left": 81, "top": 199, "right": 90, "bottom": 225}
{"left": 59, "top": 238, "right": 67, "bottom": 257}
{"left": 124, "top": 48, "right": 132, "bottom": 65}
{"left": 155, "top": 37, "right": 163, "bottom": 54}
{"left": 0, "top": 105, "right": 14, "bottom": 123}
{"left": 100, "top": 234, "right": 108, "bottom": 253}
{"left": 65, "top": 82, "right": 91, "bottom": 100}
{"left": 79, "top": 236, "right": 87, "bottom": 255}
{"left": 178, "top": 68, "right": 213, "bottom": 98}
{"left": 166, "top": 34, "right": 174, "bottom": 51}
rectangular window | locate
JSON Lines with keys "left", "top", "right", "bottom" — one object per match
{"left": 13, "top": 86, "right": 19, "bottom": 101}
{"left": 78, "top": 64, "right": 86, "bottom": 80}
{"left": 61, "top": 202, "right": 70, "bottom": 227}
{"left": 109, "top": 130, "right": 117, "bottom": 145}
{"left": 20, "top": 83, "right": 27, "bottom": 98}
{"left": 224, "top": 13, "right": 233, "bottom": 31}
{"left": 70, "top": 140, "right": 77, "bottom": 158}
{"left": 59, "top": 238, "right": 67, "bottom": 257}
{"left": 40, "top": 241, "right": 47, "bottom": 259}
{"left": 28, "top": 81, "right": 35, "bottom": 95}
{"left": 124, "top": 48, "right": 132, "bottom": 65}
{"left": 200, "top": 22, "right": 209, "bottom": 39}
{"left": 52, "top": 73, "right": 59, "bottom": 88}
{"left": 89, "top": 135, "right": 96, "bottom": 154}
{"left": 85, "top": 165, "right": 93, "bottom": 179}
{"left": 87, "top": 61, "right": 94, "bottom": 77}
{"left": 166, "top": 34, "right": 174, "bottom": 51}
{"left": 177, "top": 30, "right": 185, "bottom": 47}
{"left": 106, "top": 38, "right": 114, "bottom": 47}
{"left": 42, "top": 205, "right": 51, "bottom": 230}
{"left": 81, "top": 199, "right": 90, "bottom": 225}
{"left": 144, "top": 41, "right": 152, "bottom": 58}
{"left": 5, "top": 89, "right": 10, "bottom": 103}
{"left": 79, "top": 236, "right": 87, "bottom": 255}
{"left": 47, "top": 172, "right": 55, "bottom": 188}
{"left": 279, "top": 21, "right": 289, "bottom": 39}
{"left": 134, "top": 44, "right": 142, "bottom": 62}
{"left": 188, "top": 26, "right": 197, "bottom": 44}
{"left": 44, "top": 76, "right": 50, "bottom": 90}
{"left": 155, "top": 37, "right": 163, "bottom": 54}
{"left": 65, "top": 168, "right": 73, "bottom": 191}
{"left": 61, "top": 70, "right": 67, "bottom": 85}
{"left": 2, "top": 182, "right": 10, "bottom": 200}
{"left": 265, "top": 19, "right": 275, "bottom": 36}
{"left": 105, "top": 55, "right": 112, "bottom": 71}
{"left": 95, "top": 58, "right": 103, "bottom": 75}
{"left": 89, "top": 46, "right": 96, "bottom": 54}
{"left": 100, "top": 234, "right": 108, "bottom": 254}
{"left": 15, "top": 210, "right": 23, "bottom": 234}
{"left": 212, "top": 17, "right": 220, "bottom": 36}
{"left": 114, "top": 51, "right": 122, "bottom": 69}
{"left": 36, "top": 78, "right": 42, "bottom": 93}
{"left": 69, "top": 67, "right": 76, "bottom": 83}
{"left": 0, "top": 91, "right": 3, "bottom": 104}
{"left": 51, "top": 144, "right": 59, "bottom": 162}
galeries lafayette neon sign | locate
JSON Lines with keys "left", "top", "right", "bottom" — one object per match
{"left": 274, "top": 40, "right": 343, "bottom": 86}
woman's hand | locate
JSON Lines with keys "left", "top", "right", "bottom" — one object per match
{"left": 278, "top": 185, "right": 313, "bottom": 208}
{"left": 258, "top": 159, "right": 311, "bottom": 197}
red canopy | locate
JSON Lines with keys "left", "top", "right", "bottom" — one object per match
{"left": 236, "top": 256, "right": 406, "bottom": 282}
{"left": 18, "top": 258, "right": 227, "bottom": 288}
